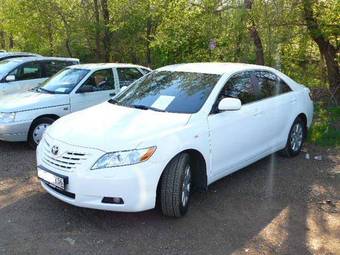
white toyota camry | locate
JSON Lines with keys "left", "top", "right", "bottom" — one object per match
{"left": 36, "top": 63, "right": 314, "bottom": 217}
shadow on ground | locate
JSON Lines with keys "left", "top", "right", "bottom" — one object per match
{"left": 0, "top": 141, "right": 339, "bottom": 255}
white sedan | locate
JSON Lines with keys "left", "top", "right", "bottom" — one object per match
{"left": 0, "top": 63, "right": 150, "bottom": 148}
{"left": 36, "top": 63, "right": 313, "bottom": 217}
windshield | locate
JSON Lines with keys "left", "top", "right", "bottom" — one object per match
{"left": 114, "top": 71, "right": 221, "bottom": 114}
{"left": 38, "top": 68, "right": 90, "bottom": 94}
{"left": 0, "top": 60, "right": 19, "bottom": 80}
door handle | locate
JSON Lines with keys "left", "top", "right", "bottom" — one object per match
{"left": 253, "top": 109, "right": 263, "bottom": 116}
{"left": 109, "top": 93, "right": 116, "bottom": 97}
{"left": 290, "top": 98, "right": 297, "bottom": 104}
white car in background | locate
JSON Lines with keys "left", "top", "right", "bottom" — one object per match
{"left": 36, "top": 63, "right": 313, "bottom": 217}
{"left": 0, "top": 57, "right": 79, "bottom": 96}
{"left": 0, "top": 63, "right": 151, "bottom": 148}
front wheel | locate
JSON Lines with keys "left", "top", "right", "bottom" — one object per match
{"left": 159, "top": 153, "right": 192, "bottom": 217}
{"left": 280, "top": 117, "right": 306, "bottom": 157}
{"left": 28, "top": 117, "right": 55, "bottom": 149}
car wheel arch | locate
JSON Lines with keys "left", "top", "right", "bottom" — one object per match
{"left": 156, "top": 149, "right": 208, "bottom": 202}
{"left": 28, "top": 114, "right": 60, "bottom": 138}
{"left": 30, "top": 114, "right": 60, "bottom": 127}
{"left": 296, "top": 113, "right": 307, "bottom": 128}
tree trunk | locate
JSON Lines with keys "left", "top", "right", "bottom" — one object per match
{"left": 0, "top": 31, "right": 5, "bottom": 49}
{"left": 101, "top": 0, "right": 111, "bottom": 62}
{"left": 93, "top": 0, "right": 101, "bottom": 61}
{"left": 9, "top": 34, "right": 14, "bottom": 49}
{"left": 146, "top": 17, "right": 152, "bottom": 66}
{"left": 303, "top": 0, "right": 339, "bottom": 105}
{"left": 244, "top": 0, "right": 265, "bottom": 65}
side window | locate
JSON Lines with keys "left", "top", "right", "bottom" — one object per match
{"left": 256, "top": 71, "right": 292, "bottom": 99}
{"left": 219, "top": 71, "right": 258, "bottom": 104}
{"left": 78, "top": 69, "right": 114, "bottom": 92}
{"left": 278, "top": 79, "right": 292, "bottom": 94}
{"left": 43, "top": 61, "right": 75, "bottom": 77}
{"left": 9, "top": 62, "right": 42, "bottom": 81}
{"left": 117, "top": 68, "right": 143, "bottom": 86}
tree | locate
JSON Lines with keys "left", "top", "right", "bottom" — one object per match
{"left": 244, "top": 0, "right": 264, "bottom": 65}
{"left": 303, "top": 0, "right": 339, "bottom": 104}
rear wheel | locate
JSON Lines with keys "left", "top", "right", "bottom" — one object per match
{"left": 28, "top": 117, "right": 55, "bottom": 149}
{"left": 280, "top": 117, "right": 306, "bottom": 157}
{"left": 160, "top": 153, "right": 192, "bottom": 217}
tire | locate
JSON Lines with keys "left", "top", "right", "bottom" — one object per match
{"left": 279, "top": 117, "right": 306, "bottom": 157}
{"left": 160, "top": 153, "right": 192, "bottom": 217}
{"left": 28, "top": 117, "right": 55, "bottom": 149}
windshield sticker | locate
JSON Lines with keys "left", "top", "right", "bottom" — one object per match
{"left": 55, "top": 88, "right": 68, "bottom": 93}
{"left": 151, "top": 95, "right": 175, "bottom": 110}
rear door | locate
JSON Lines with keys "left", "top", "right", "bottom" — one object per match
{"left": 70, "top": 68, "right": 117, "bottom": 112}
{"left": 2, "top": 61, "right": 45, "bottom": 94}
{"left": 254, "top": 71, "right": 294, "bottom": 147}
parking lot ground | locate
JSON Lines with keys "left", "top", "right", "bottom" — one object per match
{"left": 0, "top": 141, "right": 339, "bottom": 255}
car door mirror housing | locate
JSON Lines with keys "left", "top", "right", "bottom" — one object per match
{"left": 77, "top": 85, "right": 94, "bottom": 93}
{"left": 218, "top": 98, "right": 242, "bottom": 111}
{"left": 5, "top": 75, "right": 16, "bottom": 82}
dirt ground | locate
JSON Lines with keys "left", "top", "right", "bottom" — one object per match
{"left": 0, "top": 141, "right": 339, "bottom": 255}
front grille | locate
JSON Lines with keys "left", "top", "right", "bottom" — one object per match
{"left": 41, "top": 139, "right": 89, "bottom": 172}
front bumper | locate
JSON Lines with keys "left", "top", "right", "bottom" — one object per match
{"left": 38, "top": 162, "right": 162, "bottom": 212}
{"left": 0, "top": 120, "right": 31, "bottom": 142}
{"left": 36, "top": 135, "right": 164, "bottom": 212}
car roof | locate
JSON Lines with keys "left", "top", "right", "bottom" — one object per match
{"left": 69, "top": 63, "right": 151, "bottom": 70}
{"left": 157, "top": 62, "right": 279, "bottom": 75}
{"left": 0, "top": 52, "right": 41, "bottom": 58}
{"left": 3, "top": 56, "right": 79, "bottom": 63}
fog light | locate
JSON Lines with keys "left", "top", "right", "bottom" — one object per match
{"left": 102, "top": 197, "right": 124, "bottom": 204}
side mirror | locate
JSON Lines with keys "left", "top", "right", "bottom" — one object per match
{"left": 218, "top": 98, "right": 241, "bottom": 111}
{"left": 120, "top": 86, "right": 128, "bottom": 92}
{"left": 77, "top": 85, "right": 94, "bottom": 93}
{"left": 5, "top": 75, "right": 16, "bottom": 82}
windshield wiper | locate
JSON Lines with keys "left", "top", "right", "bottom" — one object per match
{"left": 131, "top": 104, "right": 165, "bottom": 112}
{"left": 108, "top": 99, "right": 119, "bottom": 104}
{"left": 35, "top": 87, "right": 54, "bottom": 94}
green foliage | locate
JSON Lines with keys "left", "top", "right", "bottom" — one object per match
{"left": 0, "top": 0, "right": 338, "bottom": 147}
{"left": 308, "top": 104, "right": 340, "bottom": 147}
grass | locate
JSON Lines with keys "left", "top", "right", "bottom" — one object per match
{"left": 308, "top": 104, "right": 340, "bottom": 147}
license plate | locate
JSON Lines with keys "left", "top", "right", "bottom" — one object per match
{"left": 38, "top": 168, "right": 67, "bottom": 190}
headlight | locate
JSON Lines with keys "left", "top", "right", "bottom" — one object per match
{"left": 91, "top": 147, "right": 156, "bottom": 170}
{"left": 0, "top": 112, "right": 16, "bottom": 123}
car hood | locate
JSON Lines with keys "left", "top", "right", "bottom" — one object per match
{"left": 0, "top": 91, "right": 69, "bottom": 112}
{"left": 47, "top": 102, "right": 191, "bottom": 152}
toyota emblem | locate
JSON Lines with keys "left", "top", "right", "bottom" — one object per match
{"left": 51, "top": 146, "right": 59, "bottom": 156}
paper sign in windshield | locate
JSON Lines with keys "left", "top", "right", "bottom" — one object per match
{"left": 55, "top": 88, "right": 68, "bottom": 93}
{"left": 151, "top": 95, "right": 175, "bottom": 110}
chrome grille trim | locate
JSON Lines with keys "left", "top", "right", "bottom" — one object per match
{"left": 41, "top": 138, "right": 90, "bottom": 172}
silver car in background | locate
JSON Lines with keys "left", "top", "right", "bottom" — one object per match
{"left": 0, "top": 57, "right": 79, "bottom": 96}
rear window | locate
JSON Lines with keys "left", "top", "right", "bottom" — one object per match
{"left": 43, "top": 60, "right": 77, "bottom": 77}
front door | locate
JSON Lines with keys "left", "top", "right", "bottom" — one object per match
{"left": 2, "top": 61, "right": 46, "bottom": 95}
{"left": 70, "top": 68, "right": 116, "bottom": 112}
{"left": 207, "top": 71, "right": 269, "bottom": 179}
